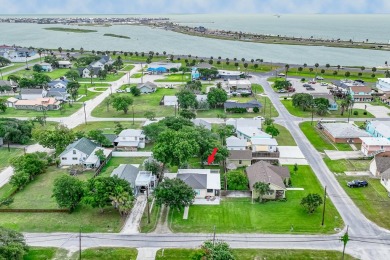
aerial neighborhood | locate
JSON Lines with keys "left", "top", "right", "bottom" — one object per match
{"left": 0, "top": 40, "right": 390, "bottom": 259}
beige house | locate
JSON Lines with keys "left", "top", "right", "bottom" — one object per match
{"left": 369, "top": 155, "right": 390, "bottom": 192}
{"left": 227, "top": 150, "right": 252, "bottom": 167}
{"left": 246, "top": 161, "right": 290, "bottom": 201}
{"left": 14, "top": 97, "right": 60, "bottom": 111}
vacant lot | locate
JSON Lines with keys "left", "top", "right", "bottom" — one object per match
{"left": 324, "top": 158, "right": 371, "bottom": 173}
{"left": 281, "top": 99, "right": 374, "bottom": 118}
{"left": 170, "top": 165, "right": 342, "bottom": 234}
{"left": 0, "top": 167, "right": 124, "bottom": 232}
{"left": 0, "top": 103, "right": 82, "bottom": 118}
{"left": 337, "top": 175, "right": 390, "bottom": 229}
{"left": 273, "top": 124, "right": 296, "bottom": 146}
{"left": 73, "top": 121, "right": 142, "bottom": 133}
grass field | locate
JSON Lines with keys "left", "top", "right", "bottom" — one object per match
{"left": 324, "top": 158, "right": 371, "bottom": 173}
{"left": 73, "top": 121, "right": 142, "bottom": 133}
{"left": 337, "top": 175, "right": 390, "bottom": 230}
{"left": 139, "top": 201, "right": 161, "bottom": 233}
{"left": 0, "top": 166, "right": 124, "bottom": 232}
{"left": 0, "top": 148, "right": 24, "bottom": 170}
{"left": 98, "top": 157, "right": 148, "bottom": 178}
{"left": 92, "top": 88, "right": 278, "bottom": 118}
{"left": 273, "top": 124, "right": 297, "bottom": 146}
{"left": 155, "top": 73, "right": 191, "bottom": 82}
{"left": 155, "top": 248, "right": 356, "bottom": 260}
{"left": 299, "top": 121, "right": 353, "bottom": 152}
{"left": 0, "top": 103, "right": 82, "bottom": 118}
{"left": 23, "top": 248, "right": 68, "bottom": 260}
{"left": 10, "top": 68, "right": 71, "bottom": 80}
{"left": 169, "top": 165, "right": 342, "bottom": 234}
{"left": 76, "top": 248, "right": 137, "bottom": 260}
{"left": 130, "top": 73, "right": 143, "bottom": 78}
{"left": 281, "top": 100, "right": 374, "bottom": 118}
{"left": 76, "top": 89, "right": 103, "bottom": 102}
{"left": 0, "top": 63, "right": 27, "bottom": 74}
{"left": 78, "top": 72, "right": 125, "bottom": 82}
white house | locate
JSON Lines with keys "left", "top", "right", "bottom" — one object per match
{"left": 19, "top": 88, "right": 44, "bottom": 100}
{"left": 58, "top": 60, "right": 72, "bottom": 68}
{"left": 114, "top": 129, "right": 146, "bottom": 151}
{"left": 226, "top": 118, "right": 266, "bottom": 141}
{"left": 376, "top": 78, "right": 390, "bottom": 93}
{"left": 251, "top": 137, "right": 278, "bottom": 153}
{"left": 227, "top": 79, "right": 252, "bottom": 93}
{"left": 162, "top": 95, "right": 178, "bottom": 106}
{"left": 59, "top": 137, "right": 111, "bottom": 168}
{"left": 137, "top": 82, "right": 157, "bottom": 93}
{"left": 369, "top": 156, "right": 390, "bottom": 192}
{"left": 226, "top": 136, "right": 247, "bottom": 150}
{"left": 360, "top": 137, "right": 390, "bottom": 156}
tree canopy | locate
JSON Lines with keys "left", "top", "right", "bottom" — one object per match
{"left": 291, "top": 93, "right": 313, "bottom": 111}
{"left": 154, "top": 177, "right": 196, "bottom": 211}
{"left": 0, "top": 227, "right": 28, "bottom": 260}
{"left": 176, "top": 89, "right": 197, "bottom": 109}
{"left": 33, "top": 125, "right": 75, "bottom": 154}
{"left": 52, "top": 175, "right": 84, "bottom": 212}
{"left": 0, "top": 118, "right": 33, "bottom": 145}
{"left": 301, "top": 193, "right": 323, "bottom": 214}
{"left": 207, "top": 87, "right": 228, "bottom": 108}
{"left": 253, "top": 182, "right": 270, "bottom": 203}
{"left": 226, "top": 170, "right": 249, "bottom": 190}
{"left": 111, "top": 94, "right": 133, "bottom": 114}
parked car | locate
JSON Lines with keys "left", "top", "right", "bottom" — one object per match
{"left": 306, "top": 86, "right": 315, "bottom": 90}
{"left": 278, "top": 89, "right": 287, "bottom": 93}
{"left": 116, "top": 89, "right": 124, "bottom": 93}
{"left": 355, "top": 79, "right": 365, "bottom": 83}
{"left": 316, "top": 76, "right": 324, "bottom": 80}
{"left": 278, "top": 73, "right": 285, "bottom": 77}
{"left": 321, "top": 82, "right": 328, "bottom": 86}
{"left": 287, "top": 87, "right": 296, "bottom": 92}
{"left": 347, "top": 180, "right": 368, "bottom": 188}
{"left": 254, "top": 116, "right": 264, "bottom": 120}
{"left": 303, "top": 84, "right": 312, "bottom": 88}
{"left": 308, "top": 81, "right": 317, "bottom": 84}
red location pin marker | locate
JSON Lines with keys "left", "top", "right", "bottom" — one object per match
{"left": 207, "top": 148, "right": 218, "bottom": 165}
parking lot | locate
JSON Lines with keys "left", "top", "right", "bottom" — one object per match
{"left": 278, "top": 78, "right": 335, "bottom": 95}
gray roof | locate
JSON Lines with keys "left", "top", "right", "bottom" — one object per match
{"left": 246, "top": 161, "right": 290, "bottom": 190}
{"left": 226, "top": 136, "right": 247, "bottom": 148}
{"left": 87, "top": 65, "right": 102, "bottom": 75}
{"left": 224, "top": 100, "right": 262, "bottom": 109}
{"left": 322, "top": 123, "right": 370, "bottom": 139}
{"left": 47, "top": 80, "right": 69, "bottom": 88}
{"left": 46, "top": 90, "right": 67, "bottom": 99}
{"left": 111, "top": 164, "right": 139, "bottom": 187}
{"left": 59, "top": 137, "right": 99, "bottom": 157}
{"left": 192, "top": 118, "right": 212, "bottom": 130}
{"left": 99, "top": 55, "right": 111, "bottom": 64}
{"left": 0, "top": 80, "right": 14, "bottom": 87}
{"left": 20, "top": 88, "right": 43, "bottom": 95}
{"left": 228, "top": 150, "right": 252, "bottom": 160}
{"left": 374, "top": 156, "right": 390, "bottom": 174}
{"left": 177, "top": 173, "right": 207, "bottom": 189}
{"left": 103, "top": 134, "right": 117, "bottom": 143}
{"left": 137, "top": 81, "right": 157, "bottom": 90}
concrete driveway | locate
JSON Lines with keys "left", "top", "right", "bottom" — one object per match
{"left": 353, "top": 103, "right": 390, "bottom": 118}
{"left": 325, "top": 150, "right": 365, "bottom": 160}
{"left": 278, "top": 146, "right": 308, "bottom": 165}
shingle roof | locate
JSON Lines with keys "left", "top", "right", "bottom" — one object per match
{"left": 228, "top": 150, "right": 252, "bottom": 160}
{"left": 374, "top": 156, "right": 390, "bottom": 174}
{"left": 246, "top": 161, "right": 290, "bottom": 190}
{"left": 20, "top": 88, "right": 43, "bottom": 95}
{"left": 322, "top": 123, "right": 370, "bottom": 139}
{"left": 137, "top": 81, "right": 157, "bottom": 90}
{"left": 226, "top": 136, "right": 247, "bottom": 148}
{"left": 251, "top": 138, "right": 278, "bottom": 146}
{"left": 59, "top": 137, "right": 99, "bottom": 158}
{"left": 111, "top": 164, "right": 139, "bottom": 187}
{"left": 177, "top": 173, "right": 207, "bottom": 189}
{"left": 224, "top": 100, "right": 262, "bottom": 109}
{"left": 103, "top": 134, "right": 117, "bottom": 143}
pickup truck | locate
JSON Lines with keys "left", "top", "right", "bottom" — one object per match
{"left": 347, "top": 180, "right": 368, "bottom": 188}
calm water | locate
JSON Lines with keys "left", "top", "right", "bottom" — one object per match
{"left": 1, "top": 14, "right": 389, "bottom": 66}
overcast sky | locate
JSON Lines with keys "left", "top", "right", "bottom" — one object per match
{"left": 0, "top": 0, "right": 389, "bottom": 14}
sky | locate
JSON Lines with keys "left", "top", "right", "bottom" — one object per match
{"left": 0, "top": 0, "right": 389, "bottom": 14}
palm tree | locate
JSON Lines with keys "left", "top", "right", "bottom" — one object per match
{"left": 80, "top": 47, "right": 84, "bottom": 54}
{"left": 285, "top": 64, "right": 290, "bottom": 78}
{"left": 325, "top": 64, "right": 330, "bottom": 69}
{"left": 372, "top": 67, "right": 377, "bottom": 74}
{"left": 241, "top": 58, "right": 245, "bottom": 63}
{"left": 37, "top": 49, "right": 42, "bottom": 63}
{"left": 58, "top": 47, "right": 62, "bottom": 54}
{"left": 337, "top": 65, "right": 341, "bottom": 71}
{"left": 91, "top": 50, "right": 95, "bottom": 55}
{"left": 314, "top": 63, "right": 319, "bottom": 75}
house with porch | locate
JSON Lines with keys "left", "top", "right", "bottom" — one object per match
{"left": 224, "top": 100, "right": 262, "bottom": 113}
{"left": 14, "top": 97, "right": 61, "bottom": 111}
{"left": 246, "top": 161, "right": 290, "bottom": 201}
{"left": 218, "top": 70, "right": 244, "bottom": 80}
{"left": 58, "top": 60, "right": 72, "bottom": 68}
{"left": 360, "top": 137, "right": 390, "bottom": 156}
{"left": 366, "top": 121, "right": 390, "bottom": 139}
{"left": 227, "top": 150, "right": 252, "bottom": 168}
{"left": 349, "top": 86, "right": 373, "bottom": 102}
{"left": 111, "top": 165, "right": 156, "bottom": 195}
{"left": 40, "top": 63, "right": 53, "bottom": 72}
{"left": 226, "top": 136, "right": 247, "bottom": 150}
{"left": 114, "top": 129, "right": 146, "bottom": 151}
{"left": 226, "top": 79, "right": 252, "bottom": 94}
{"left": 59, "top": 137, "right": 111, "bottom": 169}
{"left": 319, "top": 122, "right": 370, "bottom": 143}
{"left": 137, "top": 81, "right": 157, "bottom": 93}
{"left": 369, "top": 156, "right": 390, "bottom": 192}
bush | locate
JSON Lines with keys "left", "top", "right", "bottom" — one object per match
{"left": 353, "top": 111, "right": 358, "bottom": 116}
{"left": 253, "top": 107, "right": 259, "bottom": 113}
{"left": 301, "top": 78, "right": 305, "bottom": 82}
{"left": 363, "top": 111, "right": 367, "bottom": 115}
{"left": 226, "top": 107, "right": 247, "bottom": 113}
{"left": 284, "top": 97, "right": 287, "bottom": 100}
{"left": 240, "top": 93, "right": 250, "bottom": 97}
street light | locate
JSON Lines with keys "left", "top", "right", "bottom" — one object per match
{"left": 83, "top": 102, "right": 87, "bottom": 125}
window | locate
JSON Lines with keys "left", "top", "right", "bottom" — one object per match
{"left": 239, "top": 160, "right": 242, "bottom": 164}
{"left": 267, "top": 190, "right": 274, "bottom": 195}
{"left": 207, "top": 189, "right": 213, "bottom": 193}
{"left": 61, "top": 157, "right": 67, "bottom": 160}
{"left": 72, "top": 157, "right": 78, "bottom": 160}
{"left": 73, "top": 150, "right": 76, "bottom": 154}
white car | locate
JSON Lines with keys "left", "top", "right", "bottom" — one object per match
{"left": 320, "top": 82, "right": 328, "bottom": 86}
{"left": 116, "top": 89, "right": 124, "bottom": 93}
{"left": 254, "top": 116, "right": 264, "bottom": 120}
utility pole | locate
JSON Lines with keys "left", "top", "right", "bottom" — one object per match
{"left": 146, "top": 186, "right": 150, "bottom": 224}
{"left": 141, "top": 62, "right": 144, "bottom": 84}
{"left": 341, "top": 225, "right": 349, "bottom": 260}
{"left": 79, "top": 227, "right": 82, "bottom": 260}
{"left": 264, "top": 97, "right": 267, "bottom": 117}
{"left": 83, "top": 102, "right": 87, "bottom": 125}
{"left": 132, "top": 105, "right": 135, "bottom": 125}
{"left": 212, "top": 225, "right": 216, "bottom": 246}
{"left": 321, "top": 186, "right": 327, "bottom": 226}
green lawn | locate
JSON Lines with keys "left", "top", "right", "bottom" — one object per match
{"left": 23, "top": 247, "right": 68, "bottom": 260}
{"left": 0, "top": 166, "right": 124, "bottom": 232}
{"left": 139, "top": 201, "right": 160, "bottom": 233}
{"left": 76, "top": 89, "right": 103, "bottom": 102}
{"left": 85, "top": 83, "right": 111, "bottom": 88}
{"left": 98, "top": 157, "right": 148, "bottom": 178}
{"left": 73, "top": 121, "right": 143, "bottom": 133}
{"left": 78, "top": 72, "right": 125, "bottom": 82}
{"left": 155, "top": 73, "right": 191, "bottom": 82}
{"left": 0, "top": 148, "right": 24, "bottom": 170}
{"left": 120, "top": 64, "right": 135, "bottom": 72}
{"left": 75, "top": 248, "right": 138, "bottom": 260}
{"left": 299, "top": 121, "right": 353, "bottom": 152}
{"left": 337, "top": 175, "right": 390, "bottom": 229}
{"left": 281, "top": 100, "right": 374, "bottom": 118}
{"left": 324, "top": 158, "right": 371, "bottom": 173}
{"left": 273, "top": 124, "right": 296, "bottom": 146}
{"left": 0, "top": 63, "right": 27, "bottom": 74}
{"left": 169, "top": 165, "right": 342, "bottom": 234}
{"left": 155, "top": 249, "right": 356, "bottom": 260}
{"left": 130, "top": 73, "right": 143, "bottom": 78}
{"left": 288, "top": 67, "right": 385, "bottom": 83}
{"left": 10, "top": 68, "right": 71, "bottom": 80}
{"left": 0, "top": 103, "right": 82, "bottom": 118}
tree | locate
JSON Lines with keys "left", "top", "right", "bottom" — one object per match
{"left": 263, "top": 117, "right": 274, "bottom": 126}
{"left": 33, "top": 125, "right": 75, "bottom": 154}
{"left": 32, "top": 72, "right": 51, "bottom": 88}
{"left": 179, "top": 109, "right": 196, "bottom": 119}
{"left": 154, "top": 177, "right": 196, "bottom": 211}
{"left": 207, "top": 87, "right": 228, "bottom": 108}
{"left": 301, "top": 193, "right": 323, "bottom": 214}
{"left": 65, "top": 69, "right": 80, "bottom": 81}
{"left": 200, "top": 240, "right": 235, "bottom": 260}
{"left": 104, "top": 96, "right": 112, "bottom": 112}
{"left": 67, "top": 81, "right": 80, "bottom": 101}
{"left": 0, "top": 56, "right": 11, "bottom": 67}
{"left": 0, "top": 119, "right": 33, "bottom": 145}
{"left": 87, "top": 129, "right": 110, "bottom": 146}
{"left": 10, "top": 152, "right": 48, "bottom": 187}
{"left": 274, "top": 80, "right": 291, "bottom": 90}
{"left": 293, "top": 163, "right": 298, "bottom": 174}
{"left": 109, "top": 186, "right": 134, "bottom": 216}
{"left": 111, "top": 95, "right": 133, "bottom": 114}
{"left": 176, "top": 89, "right": 197, "bottom": 109}
{"left": 58, "top": 47, "right": 63, "bottom": 53}
{"left": 94, "top": 149, "right": 106, "bottom": 162}
{"left": 144, "top": 158, "right": 163, "bottom": 177}
{"left": 253, "top": 182, "right": 270, "bottom": 203}
{"left": 291, "top": 93, "right": 313, "bottom": 111}
{"left": 130, "top": 86, "right": 141, "bottom": 96}
{"left": 52, "top": 175, "right": 84, "bottom": 212}
{"left": 372, "top": 67, "right": 377, "bottom": 73}
{"left": 0, "top": 98, "right": 7, "bottom": 113}
{"left": 0, "top": 227, "right": 29, "bottom": 260}
{"left": 83, "top": 176, "right": 132, "bottom": 212}
{"left": 265, "top": 125, "right": 280, "bottom": 138}
{"left": 315, "top": 102, "right": 329, "bottom": 116}
{"left": 114, "top": 121, "right": 124, "bottom": 135}
{"left": 226, "top": 170, "right": 249, "bottom": 190}
{"left": 144, "top": 111, "right": 156, "bottom": 121}
{"left": 33, "top": 64, "right": 43, "bottom": 72}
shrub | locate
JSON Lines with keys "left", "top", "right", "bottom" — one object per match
{"left": 240, "top": 93, "right": 250, "bottom": 97}
{"left": 284, "top": 97, "right": 287, "bottom": 100}
{"left": 353, "top": 111, "right": 358, "bottom": 116}
{"left": 226, "top": 107, "right": 247, "bottom": 113}
{"left": 253, "top": 107, "right": 259, "bottom": 113}
{"left": 301, "top": 78, "right": 305, "bottom": 82}
{"left": 363, "top": 111, "right": 367, "bottom": 115}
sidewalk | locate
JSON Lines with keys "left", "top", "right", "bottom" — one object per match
{"left": 0, "top": 167, "right": 14, "bottom": 188}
